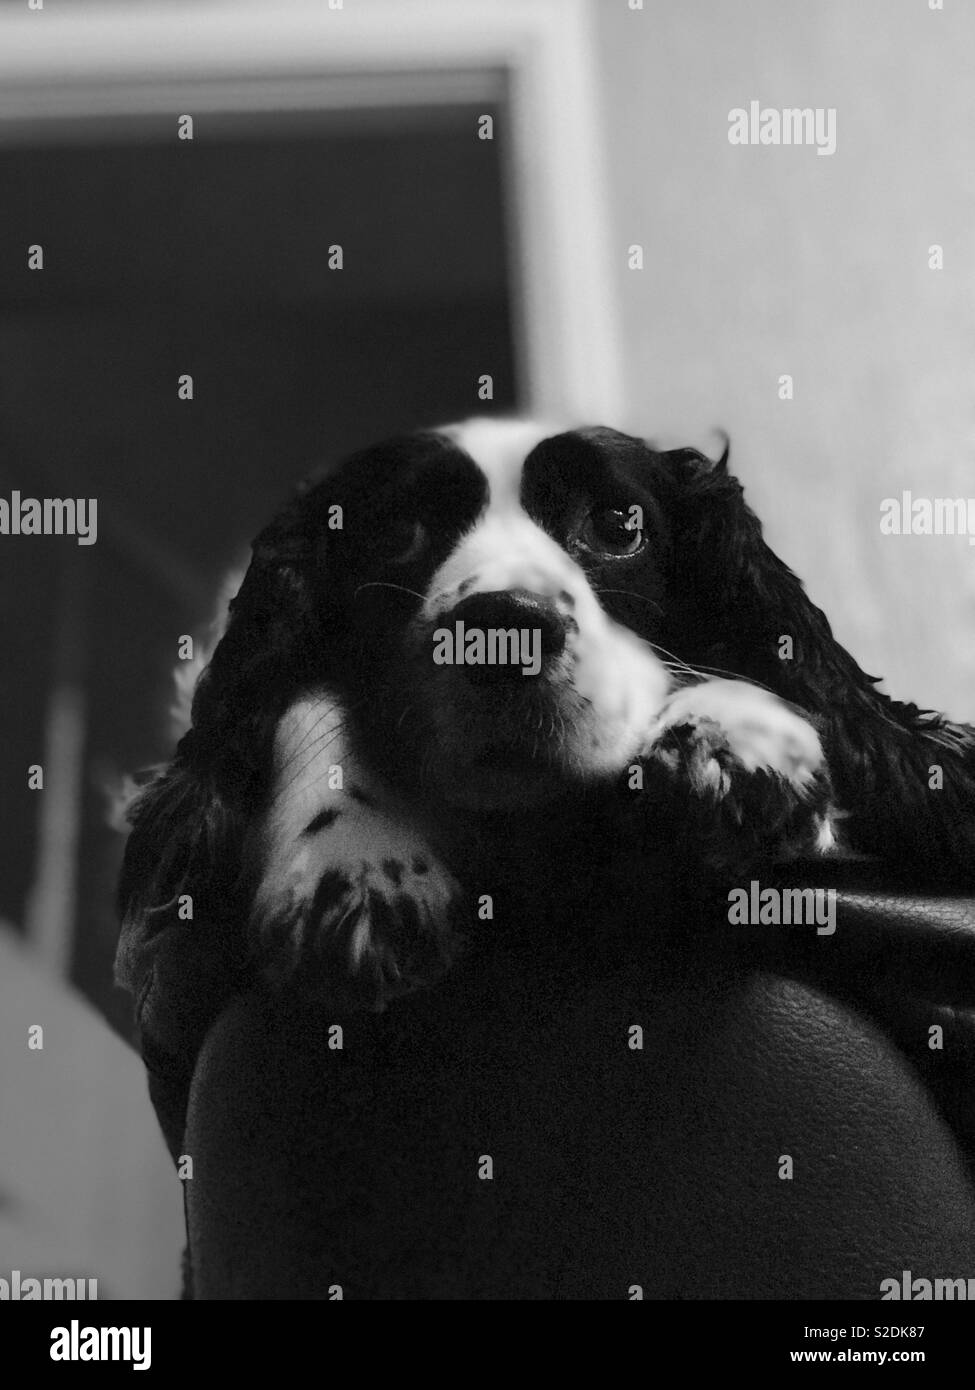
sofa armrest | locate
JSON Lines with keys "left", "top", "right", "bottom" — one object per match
{"left": 182, "top": 952, "right": 975, "bottom": 1300}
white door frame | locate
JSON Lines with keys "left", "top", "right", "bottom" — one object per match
{"left": 0, "top": 0, "right": 623, "bottom": 422}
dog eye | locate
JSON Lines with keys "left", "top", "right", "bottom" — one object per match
{"left": 386, "top": 519, "right": 428, "bottom": 565}
{"left": 579, "top": 507, "right": 643, "bottom": 556}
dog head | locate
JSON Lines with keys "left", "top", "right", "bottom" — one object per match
{"left": 117, "top": 420, "right": 713, "bottom": 976}
{"left": 305, "top": 418, "right": 699, "bottom": 810}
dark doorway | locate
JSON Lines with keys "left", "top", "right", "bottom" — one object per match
{"left": 0, "top": 98, "right": 518, "bottom": 1035}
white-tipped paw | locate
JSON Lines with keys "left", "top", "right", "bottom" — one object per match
{"left": 253, "top": 798, "right": 461, "bottom": 1002}
{"left": 639, "top": 679, "right": 834, "bottom": 866}
{"left": 648, "top": 678, "right": 826, "bottom": 793}
{"left": 250, "top": 690, "right": 461, "bottom": 1003}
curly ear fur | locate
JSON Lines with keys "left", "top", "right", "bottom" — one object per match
{"left": 114, "top": 759, "right": 243, "bottom": 988}
{"left": 658, "top": 444, "right": 975, "bottom": 883}
{"left": 115, "top": 488, "right": 327, "bottom": 996}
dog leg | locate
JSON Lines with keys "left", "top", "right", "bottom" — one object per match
{"left": 250, "top": 690, "right": 462, "bottom": 1005}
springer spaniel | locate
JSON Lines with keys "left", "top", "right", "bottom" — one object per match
{"left": 116, "top": 420, "right": 975, "bottom": 1016}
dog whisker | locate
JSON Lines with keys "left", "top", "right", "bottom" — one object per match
{"left": 633, "top": 636, "right": 778, "bottom": 698}
{"left": 272, "top": 723, "right": 352, "bottom": 803}
{"left": 274, "top": 714, "right": 345, "bottom": 779}
{"left": 353, "top": 581, "right": 427, "bottom": 603}
{"left": 593, "top": 586, "right": 665, "bottom": 619}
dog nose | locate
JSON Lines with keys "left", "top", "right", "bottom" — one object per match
{"left": 447, "top": 589, "right": 567, "bottom": 679}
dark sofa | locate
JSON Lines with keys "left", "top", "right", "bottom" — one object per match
{"left": 137, "top": 866, "right": 975, "bottom": 1299}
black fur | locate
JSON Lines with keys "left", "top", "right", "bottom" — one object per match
{"left": 648, "top": 441, "right": 975, "bottom": 882}
{"left": 117, "top": 424, "right": 975, "bottom": 1010}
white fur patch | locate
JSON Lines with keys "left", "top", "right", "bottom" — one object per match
{"left": 441, "top": 417, "right": 557, "bottom": 516}
{"left": 643, "top": 677, "right": 839, "bottom": 858}
{"left": 649, "top": 678, "right": 826, "bottom": 789}
{"left": 251, "top": 689, "right": 459, "bottom": 982}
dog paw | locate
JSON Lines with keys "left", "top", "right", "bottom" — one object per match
{"left": 651, "top": 678, "right": 825, "bottom": 788}
{"left": 250, "top": 690, "right": 462, "bottom": 1005}
{"left": 639, "top": 678, "right": 834, "bottom": 867}
{"left": 253, "top": 801, "right": 461, "bottom": 1004}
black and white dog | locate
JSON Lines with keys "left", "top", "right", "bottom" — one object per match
{"left": 117, "top": 420, "right": 975, "bottom": 1013}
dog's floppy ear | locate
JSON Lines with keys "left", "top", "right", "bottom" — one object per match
{"left": 656, "top": 441, "right": 975, "bottom": 884}
{"left": 115, "top": 752, "right": 242, "bottom": 973}
{"left": 115, "top": 485, "right": 329, "bottom": 1041}
{"left": 191, "top": 484, "right": 329, "bottom": 733}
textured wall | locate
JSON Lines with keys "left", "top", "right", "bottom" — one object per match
{"left": 594, "top": 0, "right": 975, "bottom": 719}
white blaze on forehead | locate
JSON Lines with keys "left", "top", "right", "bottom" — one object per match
{"left": 425, "top": 419, "right": 575, "bottom": 619}
{"left": 440, "top": 417, "right": 558, "bottom": 517}
{"left": 424, "top": 511, "right": 581, "bottom": 619}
